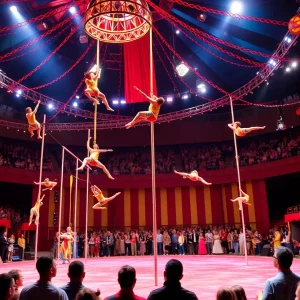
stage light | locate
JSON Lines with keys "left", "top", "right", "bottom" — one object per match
{"left": 176, "top": 62, "right": 189, "bottom": 77}
{"left": 286, "top": 67, "right": 291, "bottom": 72}
{"left": 76, "top": 95, "right": 80, "bottom": 99}
{"left": 268, "top": 59, "right": 276, "bottom": 67}
{"left": 48, "top": 103, "right": 54, "bottom": 109}
{"left": 16, "top": 89, "right": 22, "bottom": 95}
{"left": 284, "top": 36, "right": 292, "bottom": 44}
{"left": 292, "top": 61, "right": 298, "bottom": 68}
{"left": 230, "top": 1, "right": 242, "bottom": 14}
{"left": 182, "top": 94, "right": 189, "bottom": 100}
{"left": 73, "top": 102, "right": 78, "bottom": 107}
{"left": 197, "top": 83, "right": 205, "bottom": 89}
{"left": 10, "top": 6, "right": 18, "bottom": 13}
{"left": 266, "top": 81, "right": 269, "bottom": 86}
{"left": 120, "top": 100, "right": 126, "bottom": 104}
{"left": 167, "top": 97, "right": 173, "bottom": 102}
{"left": 175, "top": 30, "right": 180, "bottom": 34}
{"left": 69, "top": 6, "right": 76, "bottom": 14}
{"left": 112, "top": 100, "right": 119, "bottom": 105}
{"left": 200, "top": 87, "right": 207, "bottom": 93}
{"left": 197, "top": 13, "right": 207, "bottom": 22}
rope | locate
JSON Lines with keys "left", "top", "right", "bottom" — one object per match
{"left": 229, "top": 96, "right": 248, "bottom": 265}
{"left": 94, "top": 40, "right": 100, "bottom": 145}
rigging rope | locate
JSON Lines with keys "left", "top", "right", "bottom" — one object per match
{"left": 94, "top": 40, "right": 100, "bottom": 145}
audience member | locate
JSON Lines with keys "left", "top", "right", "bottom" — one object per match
{"left": 0, "top": 273, "right": 16, "bottom": 300}
{"left": 19, "top": 256, "right": 68, "bottom": 300}
{"left": 257, "top": 246, "right": 300, "bottom": 300}
{"left": 104, "top": 265, "right": 145, "bottom": 300}
{"left": 295, "top": 282, "right": 300, "bottom": 300}
{"left": 76, "top": 288, "right": 101, "bottom": 300}
{"left": 8, "top": 270, "right": 23, "bottom": 300}
{"left": 0, "top": 227, "right": 8, "bottom": 263}
{"left": 147, "top": 259, "right": 198, "bottom": 300}
{"left": 231, "top": 286, "right": 247, "bottom": 300}
{"left": 216, "top": 288, "right": 237, "bottom": 300}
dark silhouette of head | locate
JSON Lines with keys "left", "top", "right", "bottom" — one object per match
{"left": 118, "top": 265, "right": 136, "bottom": 290}
{"left": 36, "top": 256, "right": 57, "bottom": 280}
{"left": 68, "top": 261, "right": 85, "bottom": 283}
{"left": 216, "top": 288, "right": 237, "bottom": 300}
{"left": 0, "top": 273, "right": 15, "bottom": 300}
{"left": 231, "top": 285, "right": 247, "bottom": 300}
{"left": 164, "top": 259, "right": 183, "bottom": 282}
{"left": 274, "top": 246, "right": 294, "bottom": 271}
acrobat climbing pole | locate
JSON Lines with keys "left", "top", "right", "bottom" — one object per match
{"left": 229, "top": 96, "right": 248, "bottom": 265}
{"left": 93, "top": 41, "right": 100, "bottom": 145}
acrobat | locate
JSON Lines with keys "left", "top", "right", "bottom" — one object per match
{"left": 125, "top": 86, "right": 165, "bottom": 129}
{"left": 29, "top": 194, "right": 45, "bottom": 225}
{"left": 174, "top": 170, "right": 212, "bottom": 185}
{"left": 231, "top": 189, "right": 251, "bottom": 211}
{"left": 34, "top": 178, "right": 57, "bottom": 191}
{"left": 228, "top": 122, "right": 265, "bottom": 137}
{"left": 77, "top": 137, "right": 114, "bottom": 180}
{"left": 91, "top": 185, "right": 121, "bottom": 209}
{"left": 84, "top": 67, "right": 114, "bottom": 111}
{"left": 25, "top": 100, "right": 42, "bottom": 139}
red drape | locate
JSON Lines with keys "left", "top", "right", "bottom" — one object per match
{"left": 285, "top": 213, "right": 300, "bottom": 223}
{"left": 123, "top": 33, "right": 157, "bottom": 103}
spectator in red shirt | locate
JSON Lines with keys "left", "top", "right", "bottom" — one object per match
{"left": 104, "top": 265, "right": 145, "bottom": 300}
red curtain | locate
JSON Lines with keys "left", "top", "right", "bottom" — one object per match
{"left": 285, "top": 213, "right": 300, "bottom": 222}
{"left": 123, "top": 33, "right": 157, "bottom": 103}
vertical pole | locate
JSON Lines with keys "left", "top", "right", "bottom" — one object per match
{"left": 73, "top": 160, "right": 79, "bottom": 258}
{"left": 57, "top": 147, "right": 65, "bottom": 264}
{"left": 229, "top": 96, "right": 248, "bottom": 265}
{"left": 69, "top": 176, "right": 73, "bottom": 225}
{"left": 34, "top": 114, "right": 46, "bottom": 262}
{"left": 85, "top": 129, "right": 91, "bottom": 261}
{"left": 150, "top": 27, "right": 158, "bottom": 286}
{"left": 94, "top": 40, "right": 100, "bottom": 145}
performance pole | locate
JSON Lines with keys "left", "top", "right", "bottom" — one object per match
{"left": 34, "top": 114, "right": 46, "bottom": 262}
{"left": 57, "top": 147, "right": 65, "bottom": 264}
{"left": 149, "top": 27, "right": 158, "bottom": 286}
{"left": 229, "top": 96, "right": 248, "bottom": 265}
{"left": 85, "top": 129, "right": 91, "bottom": 261}
{"left": 73, "top": 159, "right": 79, "bottom": 258}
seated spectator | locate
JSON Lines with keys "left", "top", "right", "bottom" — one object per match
{"left": 8, "top": 270, "right": 23, "bottom": 300}
{"left": 257, "top": 246, "right": 300, "bottom": 300}
{"left": 231, "top": 286, "right": 247, "bottom": 300}
{"left": 216, "top": 288, "right": 237, "bottom": 300}
{"left": 295, "top": 282, "right": 300, "bottom": 300}
{"left": 76, "top": 288, "right": 101, "bottom": 300}
{"left": 19, "top": 256, "right": 68, "bottom": 300}
{"left": 147, "top": 259, "right": 198, "bottom": 300}
{"left": 61, "top": 261, "right": 86, "bottom": 300}
{"left": 104, "top": 265, "right": 145, "bottom": 300}
{"left": 0, "top": 273, "right": 16, "bottom": 300}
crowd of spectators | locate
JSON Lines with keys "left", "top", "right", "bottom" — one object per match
{"left": 0, "top": 139, "right": 52, "bottom": 172}
{"left": 0, "top": 206, "right": 22, "bottom": 228}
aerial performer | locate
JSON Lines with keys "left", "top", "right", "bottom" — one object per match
{"left": 60, "top": 226, "right": 74, "bottom": 264}
{"left": 125, "top": 86, "right": 165, "bottom": 129}
{"left": 25, "top": 100, "right": 42, "bottom": 139}
{"left": 29, "top": 194, "right": 45, "bottom": 225}
{"left": 77, "top": 137, "right": 114, "bottom": 180}
{"left": 34, "top": 178, "right": 57, "bottom": 191}
{"left": 174, "top": 170, "right": 212, "bottom": 185}
{"left": 84, "top": 66, "right": 114, "bottom": 111}
{"left": 91, "top": 185, "right": 121, "bottom": 209}
{"left": 231, "top": 189, "right": 251, "bottom": 211}
{"left": 228, "top": 122, "right": 266, "bottom": 137}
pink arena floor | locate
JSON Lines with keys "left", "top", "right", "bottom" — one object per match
{"left": 2, "top": 255, "right": 300, "bottom": 300}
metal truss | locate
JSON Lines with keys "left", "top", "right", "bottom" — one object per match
{"left": 0, "top": 30, "right": 297, "bottom": 131}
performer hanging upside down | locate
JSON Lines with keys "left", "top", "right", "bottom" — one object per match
{"left": 77, "top": 137, "right": 114, "bottom": 180}
{"left": 174, "top": 170, "right": 212, "bottom": 185}
{"left": 25, "top": 100, "right": 42, "bottom": 139}
{"left": 125, "top": 86, "right": 165, "bottom": 129}
{"left": 228, "top": 122, "right": 265, "bottom": 137}
{"left": 231, "top": 189, "right": 251, "bottom": 211}
{"left": 91, "top": 185, "right": 121, "bottom": 209}
{"left": 60, "top": 227, "right": 73, "bottom": 264}
{"left": 84, "top": 67, "right": 114, "bottom": 111}
{"left": 29, "top": 194, "right": 45, "bottom": 226}
{"left": 34, "top": 178, "right": 57, "bottom": 191}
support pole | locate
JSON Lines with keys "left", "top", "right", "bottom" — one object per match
{"left": 149, "top": 27, "right": 158, "bottom": 286}
{"left": 85, "top": 129, "right": 91, "bottom": 261}
{"left": 57, "top": 147, "right": 65, "bottom": 264}
{"left": 229, "top": 96, "right": 248, "bottom": 265}
{"left": 94, "top": 40, "right": 100, "bottom": 145}
{"left": 69, "top": 175, "right": 73, "bottom": 225}
{"left": 73, "top": 159, "right": 79, "bottom": 258}
{"left": 34, "top": 114, "right": 46, "bottom": 262}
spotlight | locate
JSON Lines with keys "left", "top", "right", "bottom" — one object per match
{"left": 112, "top": 100, "right": 119, "bottom": 105}
{"left": 197, "top": 82, "right": 205, "bottom": 89}
{"left": 292, "top": 61, "right": 298, "bottom": 68}
{"left": 73, "top": 102, "right": 78, "bottom": 107}
{"left": 286, "top": 67, "right": 291, "bottom": 72}
{"left": 48, "top": 103, "right": 54, "bottom": 109}
{"left": 16, "top": 89, "right": 22, "bottom": 95}
{"left": 69, "top": 6, "right": 76, "bottom": 14}
{"left": 284, "top": 36, "right": 292, "bottom": 44}
{"left": 167, "top": 97, "right": 173, "bottom": 102}
{"left": 197, "top": 13, "right": 207, "bottom": 22}
{"left": 266, "top": 81, "right": 269, "bottom": 86}
{"left": 230, "top": 1, "right": 242, "bottom": 14}
{"left": 10, "top": 6, "right": 18, "bottom": 13}
{"left": 176, "top": 62, "right": 189, "bottom": 77}
{"left": 175, "top": 30, "right": 180, "bottom": 35}
{"left": 268, "top": 59, "right": 277, "bottom": 67}
{"left": 76, "top": 95, "right": 80, "bottom": 99}
{"left": 182, "top": 94, "right": 189, "bottom": 100}
{"left": 200, "top": 87, "right": 207, "bottom": 93}
{"left": 120, "top": 100, "right": 126, "bottom": 104}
